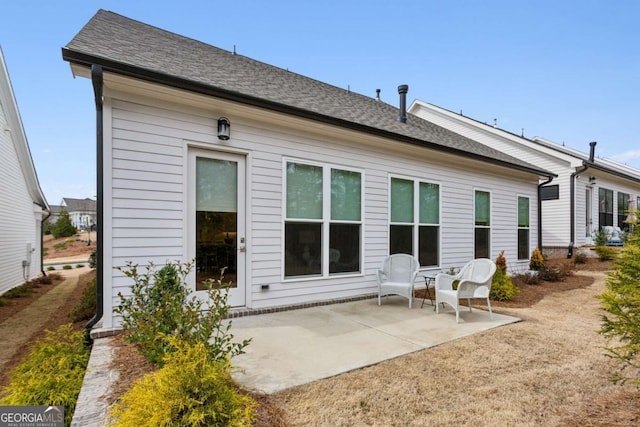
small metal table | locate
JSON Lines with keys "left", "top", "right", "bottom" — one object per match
{"left": 418, "top": 272, "right": 438, "bottom": 309}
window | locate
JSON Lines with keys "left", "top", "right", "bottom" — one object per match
{"left": 599, "top": 188, "right": 613, "bottom": 228}
{"left": 618, "top": 192, "right": 630, "bottom": 231}
{"left": 389, "top": 177, "right": 440, "bottom": 267}
{"left": 517, "top": 196, "right": 530, "bottom": 260}
{"left": 637, "top": 196, "right": 640, "bottom": 210}
{"left": 475, "top": 190, "right": 491, "bottom": 259}
{"left": 284, "top": 161, "right": 362, "bottom": 278}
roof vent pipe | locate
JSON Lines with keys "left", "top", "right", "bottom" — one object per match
{"left": 588, "top": 141, "right": 597, "bottom": 163}
{"left": 376, "top": 88, "right": 381, "bottom": 101}
{"left": 397, "top": 84, "right": 408, "bottom": 123}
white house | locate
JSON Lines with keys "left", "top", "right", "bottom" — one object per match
{"left": 61, "top": 197, "right": 96, "bottom": 229}
{"left": 409, "top": 100, "right": 640, "bottom": 256}
{"left": 0, "top": 47, "right": 49, "bottom": 295}
{"left": 63, "top": 10, "right": 555, "bottom": 331}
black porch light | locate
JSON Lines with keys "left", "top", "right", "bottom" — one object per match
{"left": 217, "top": 117, "right": 230, "bottom": 140}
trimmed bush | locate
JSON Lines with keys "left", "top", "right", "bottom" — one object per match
{"left": 62, "top": 265, "right": 73, "bottom": 270}
{"left": 538, "top": 262, "right": 573, "bottom": 282}
{"left": 115, "top": 261, "right": 250, "bottom": 366}
{"left": 529, "top": 247, "right": 544, "bottom": 271}
{"left": 490, "top": 252, "right": 519, "bottom": 301}
{"left": 52, "top": 210, "right": 76, "bottom": 238}
{"left": 595, "top": 245, "right": 617, "bottom": 261}
{"left": 47, "top": 266, "right": 56, "bottom": 271}
{"left": 0, "top": 324, "right": 89, "bottom": 427}
{"left": 109, "top": 339, "right": 256, "bottom": 427}
{"left": 574, "top": 252, "right": 587, "bottom": 264}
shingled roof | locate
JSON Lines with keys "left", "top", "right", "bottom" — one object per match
{"left": 62, "top": 9, "right": 554, "bottom": 177}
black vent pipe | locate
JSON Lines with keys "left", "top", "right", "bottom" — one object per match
{"left": 397, "top": 84, "right": 408, "bottom": 123}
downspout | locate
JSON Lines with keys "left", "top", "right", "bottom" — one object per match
{"left": 568, "top": 141, "right": 597, "bottom": 258}
{"left": 84, "top": 64, "right": 104, "bottom": 345}
{"left": 40, "top": 209, "right": 51, "bottom": 276}
{"left": 537, "top": 175, "right": 554, "bottom": 251}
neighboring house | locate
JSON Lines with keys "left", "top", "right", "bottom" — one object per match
{"left": 47, "top": 204, "right": 63, "bottom": 225}
{"left": 61, "top": 197, "right": 96, "bottom": 229}
{"left": 408, "top": 100, "right": 640, "bottom": 256}
{"left": 0, "top": 47, "right": 49, "bottom": 295}
{"left": 62, "top": 10, "right": 554, "bottom": 330}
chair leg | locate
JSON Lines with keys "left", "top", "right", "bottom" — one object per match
{"left": 467, "top": 298, "right": 472, "bottom": 312}
{"left": 455, "top": 306, "right": 460, "bottom": 323}
{"left": 378, "top": 293, "right": 381, "bottom": 306}
{"left": 486, "top": 297, "right": 493, "bottom": 319}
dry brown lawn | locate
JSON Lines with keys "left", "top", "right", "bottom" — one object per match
{"left": 262, "top": 259, "right": 640, "bottom": 426}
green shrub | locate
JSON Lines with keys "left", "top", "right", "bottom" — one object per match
{"left": 62, "top": 265, "right": 73, "bottom": 270}
{"left": 2, "top": 283, "right": 34, "bottom": 299}
{"left": 88, "top": 249, "right": 96, "bottom": 269}
{"left": 109, "top": 338, "right": 256, "bottom": 427}
{"left": 529, "top": 247, "right": 544, "bottom": 271}
{"left": 574, "top": 252, "right": 588, "bottom": 264}
{"left": 69, "top": 278, "right": 96, "bottom": 322}
{"left": 490, "top": 269, "right": 520, "bottom": 301}
{"left": 76, "top": 264, "right": 85, "bottom": 268}
{"left": 0, "top": 324, "right": 89, "bottom": 427}
{"left": 54, "top": 241, "right": 69, "bottom": 250}
{"left": 538, "top": 262, "right": 573, "bottom": 282}
{"left": 495, "top": 250, "right": 507, "bottom": 274}
{"left": 43, "top": 247, "right": 48, "bottom": 257}
{"left": 595, "top": 245, "right": 617, "bottom": 261}
{"left": 115, "top": 261, "right": 250, "bottom": 366}
{"left": 511, "top": 271, "right": 542, "bottom": 286}
{"left": 47, "top": 266, "right": 56, "bottom": 271}
{"left": 593, "top": 228, "right": 609, "bottom": 246}
{"left": 52, "top": 210, "right": 76, "bottom": 238}
{"left": 599, "top": 219, "right": 640, "bottom": 386}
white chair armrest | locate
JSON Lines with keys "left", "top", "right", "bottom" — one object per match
{"left": 376, "top": 269, "right": 386, "bottom": 285}
{"left": 435, "top": 273, "right": 456, "bottom": 291}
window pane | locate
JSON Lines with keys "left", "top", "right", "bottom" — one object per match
{"left": 419, "top": 183, "right": 439, "bottom": 224}
{"left": 390, "top": 225, "right": 413, "bottom": 255}
{"left": 391, "top": 178, "right": 413, "bottom": 223}
{"left": 196, "top": 211, "right": 237, "bottom": 290}
{"left": 599, "top": 188, "right": 613, "bottom": 227}
{"left": 474, "top": 228, "right": 490, "bottom": 259}
{"left": 518, "top": 229, "right": 529, "bottom": 260}
{"left": 329, "top": 224, "right": 360, "bottom": 274}
{"left": 475, "top": 191, "right": 490, "bottom": 226}
{"left": 637, "top": 196, "right": 640, "bottom": 210}
{"left": 285, "top": 223, "right": 322, "bottom": 277}
{"left": 419, "top": 226, "right": 438, "bottom": 266}
{"left": 518, "top": 196, "right": 530, "bottom": 227}
{"left": 618, "top": 192, "right": 630, "bottom": 230}
{"left": 196, "top": 158, "right": 237, "bottom": 212}
{"left": 286, "top": 162, "right": 322, "bottom": 219}
{"left": 331, "top": 169, "right": 361, "bottom": 221}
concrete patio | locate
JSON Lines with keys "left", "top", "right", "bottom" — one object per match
{"left": 230, "top": 296, "right": 520, "bottom": 393}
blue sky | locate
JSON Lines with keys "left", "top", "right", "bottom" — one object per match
{"left": 2, "top": 1, "right": 639, "bottom": 204}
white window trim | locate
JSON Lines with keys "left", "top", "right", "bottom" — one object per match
{"left": 388, "top": 174, "right": 441, "bottom": 269}
{"left": 517, "top": 194, "right": 531, "bottom": 261}
{"left": 282, "top": 158, "right": 364, "bottom": 281}
{"left": 473, "top": 188, "right": 492, "bottom": 258}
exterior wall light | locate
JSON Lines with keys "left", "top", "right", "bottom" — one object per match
{"left": 217, "top": 117, "right": 230, "bottom": 140}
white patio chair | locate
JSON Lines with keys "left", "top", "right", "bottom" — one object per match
{"left": 377, "top": 254, "right": 420, "bottom": 308}
{"left": 435, "top": 258, "right": 496, "bottom": 323}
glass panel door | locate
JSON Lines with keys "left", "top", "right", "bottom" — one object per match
{"left": 189, "top": 149, "right": 245, "bottom": 307}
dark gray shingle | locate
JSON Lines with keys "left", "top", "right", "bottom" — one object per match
{"left": 63, "top": 10, "right": 553, "bottom": 176}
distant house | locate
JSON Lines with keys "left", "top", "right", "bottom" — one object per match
{"left": 63, "top": 10, "right": 555, "bottom": 330}
{"left": 0, "top": 47, "right": 49, "bottom": 295}
{"left": 409, "top": 100, "right": 640, "bottom": 256}
{"left": 61, "top": 197, "right": 96, "bottom": 229}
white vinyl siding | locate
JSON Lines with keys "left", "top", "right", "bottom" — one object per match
{"left": 101, "top": 83, "right": 540, "bottom": 327}
{"left": 0, "top": 99, "right": 42, "bottom": 294}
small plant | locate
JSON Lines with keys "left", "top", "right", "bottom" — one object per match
{"left": 529, "top": 247, "right": 544, "bottom": 271}
{"left": 42, "top": 247, "right": 48, "bottom": 257}
{"left": 76, "top": 264, "right": 85, "bottom": 268}
{"left": 595, "top": 246, "right": 617, "bottom": 261}
{"left": 495, "top": 250, "right": 507, "bottom": 274}
{"left": 47, "top": 266, "right": 56, "bottom": 271}
{"left": 490, "top": 251, "right": 519, "bottom": 301}
{"left": 88, "top": 249, "right": 96, "bottom": 269}
{"left": 69, "top": 278, "right": 96, "bottom": 322}
{"left": 115, "top": 261, "right": 250, "bottom": 366}
{"left": 52, "top": 210, "right": 76, "bottom": 238}
{"left": 62, "top": 264, "right": 73, "bottom": 270}
{"left": 511, "top": 271, "right": 542, "bottom": 286}
{"left": 574, "top": 252, "right": 588, "bottom": 264}
{"left": 2, "top": 283, "right": 34, "bottom": 299}
{"left": 109, "top": 338, "right": 256, "bottom": 427}
{"left": 593, "top": 228, "right": 609, "bottom": 246}
{"left": 0, "top": 324, "right": 89, "bottom": 427}
{"left": 37, "top": 275, "right": 52, "bottom": 285}
{"left": 538, "top": 262, "right": 574, "bottom": 282}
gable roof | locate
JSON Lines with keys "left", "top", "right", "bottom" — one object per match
{"left": 62, "top": 197, "right": 96, "bottom": 213}
{"left": 410, "top": 99, "right": 640, "bottom": 184}
{"left": 62, "top": 10, "right": 555, "bottom": 178}
{"left": 0, "top": 47, "right": 48, "bottom": 211}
